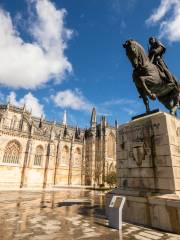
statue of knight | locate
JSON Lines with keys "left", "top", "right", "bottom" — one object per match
{"left": 148, "top": 37, "right": 178, "bottom": 89}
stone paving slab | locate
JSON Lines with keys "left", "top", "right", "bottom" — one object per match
{"left": 0, "top": 190, "right": 179, "bottom": 240}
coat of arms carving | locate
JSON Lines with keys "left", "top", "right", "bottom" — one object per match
{"left": 132, "top": 142, "right": 145, "bottom": 166}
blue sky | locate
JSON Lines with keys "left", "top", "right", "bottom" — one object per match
{"left": 0, "top": 0, "right": 180, "bottom": 127}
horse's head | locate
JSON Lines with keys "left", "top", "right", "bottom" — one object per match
{"left": 123, "top": 39, "right": 147, "bottom": 69}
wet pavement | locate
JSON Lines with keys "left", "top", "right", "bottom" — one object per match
{"left": 0, "top": 189, "right": 180, "bottom": 240}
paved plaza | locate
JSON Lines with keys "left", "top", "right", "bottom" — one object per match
{"left": 0, "top": 189, "right": 180, "bottom": 240}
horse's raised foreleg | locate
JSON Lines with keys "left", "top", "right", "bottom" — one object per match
{"left": 139, "top": 77, "right": 156, "bottom": 100}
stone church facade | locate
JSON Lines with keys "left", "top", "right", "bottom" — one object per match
{"left": 0, "top": 104, "right": 116, "bottom": 189}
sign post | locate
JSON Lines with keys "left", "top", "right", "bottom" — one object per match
{"left": 108, "top": 195, "right": 126, "bottom": 230}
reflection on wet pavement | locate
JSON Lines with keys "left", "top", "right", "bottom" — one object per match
{"left": 0, "top": 189, "right": 180, "bottom": 240}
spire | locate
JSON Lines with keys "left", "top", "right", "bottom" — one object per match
{"left": 22, "top": 103, "right": 26, "bottom": 112}
{"left": 62, "top": 110, "right": 67, "bottom": 125}
{"left": 50, "top": 120, "right": 56, "bottom": 140}
{"left": 115, "top": 120, "right": 118, "bottom": 129}
{"left": 39, "top": 114, "right": 43, "bottom": 128}
{"left": 7, "top": 97, "right": 10, "bottom": 110}
{"left": 63, "top": 124, "right": 69, "bottom": 137}
{"left": 90, "top": 107, "right": 96, "bottom": 127}
{"left": 75, "top": 126, "right": 78, "bottom": 139}
{"left": 78, "top": 127, "right": 81, "bottom": 136}
{"left": 75, "top": 125, "right": 81, "bottom": 139}
{"left": 30, "top": 118, "right": 34, "bottom": 136}
{"left": 101, "top": 116, "right": 107, "bottom": 127}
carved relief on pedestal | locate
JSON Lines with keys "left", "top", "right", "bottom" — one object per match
{"left": 119, "top": 120, "right": 154, "bottom": 167}
{"left": 176, "top": 127, "right": 180, "bottom": 137}
{"left": 132, "top": 142, "right": 145, "bottom": 166}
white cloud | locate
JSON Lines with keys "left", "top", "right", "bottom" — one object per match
{"left": 147, "top": 0, "right": 180, "bottom": 42}
{"left": 147, "top": 0, "right": 173, "bottom": 23}
{"left": 7, "top": 92, "right": 44, "bottom": 117}
{"left": 123, "top": 107, "right": 136, "bottom": 116}
{"left": 0, "top": 0, "right": 72, "bottom": 89}
{"left": 51, "top": 89, "right": 93, "bottom": 111}
{"left": 98, "top": 97, "right": 142, "bottom": 117}
{"left": 103, "top": 98, "right": 136, "bottom": 106}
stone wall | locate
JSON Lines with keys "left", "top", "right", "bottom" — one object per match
{"left": 0, "top": 104, "right": 116, "bottom": 189}
{"left": 106, "top": 111, "right": 180, "bottom": 233}
{"left": 117, "top": 111, "right": 180, "bottom": 194}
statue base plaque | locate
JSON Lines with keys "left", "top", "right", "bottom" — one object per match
{"left": 106, "top": 111, "right": 180, "bottom": 233}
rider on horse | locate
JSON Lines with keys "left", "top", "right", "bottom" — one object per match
{"left": 148, "top": 37, "right": 176, "bottom": 87}
{"left": 123, "top": 38, "right": 180, "bottom": 115}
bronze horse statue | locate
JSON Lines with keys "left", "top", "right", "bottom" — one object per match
{"left": 123, "top": 39, "right": 180, "bottom": 115}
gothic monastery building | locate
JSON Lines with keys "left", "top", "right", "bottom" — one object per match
{"left": 0, "top": 103, "right": 116, "bottom": 189}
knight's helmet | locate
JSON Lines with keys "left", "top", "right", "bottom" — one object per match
{"left": 149, "top": 36, "right": 156, "bottom": 45}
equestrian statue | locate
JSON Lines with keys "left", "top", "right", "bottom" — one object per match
{"left": 123, "top": 37, "right": 180, "bottom": 116}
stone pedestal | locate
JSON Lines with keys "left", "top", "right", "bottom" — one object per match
{"left": 106, "top": 111, "right": 180, "bottom": 233}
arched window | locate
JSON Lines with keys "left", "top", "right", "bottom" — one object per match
{"left": 73, "top": 147, "right": 81, "bottom": 166}
{"left": 107, "top": 133, "right": 115, "bottom": 158}
{"left": 3, "top": 140, "right": 21, "bottom": 164}
{"left": 61, "top": 145, "right": 69, "bottom": 165}
{"left": 34, "top": 145, "right": 43, "bottom": 166}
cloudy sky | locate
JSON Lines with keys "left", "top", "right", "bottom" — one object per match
{"left": 0, "top": 0, "right": 180, "bottom": 127}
